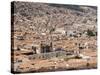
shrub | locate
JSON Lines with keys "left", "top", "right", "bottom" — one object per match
{"left": 50, "top": 28, "right": 55, "bottom": 33}
{"left": 87, "top": 29, "right": 95, "bottom": 36}
{"left": 74, "top": 55, "right": 82, "bottom": 59}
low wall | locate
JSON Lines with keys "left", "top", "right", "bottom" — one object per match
{"left": 29, "top": 51, "right": 68, "bottom": 59}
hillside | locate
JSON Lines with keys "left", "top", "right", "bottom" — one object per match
{"left": 11, "top": 1, "right": 97, "bottom": 73}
